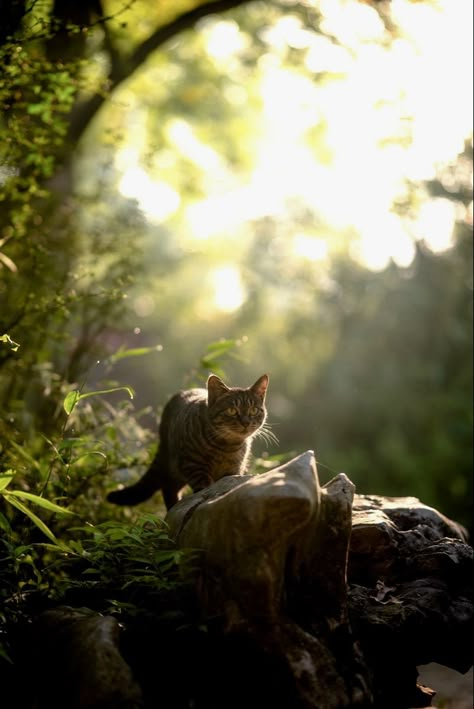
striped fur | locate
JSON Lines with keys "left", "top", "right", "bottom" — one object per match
{"left": 107, "top": 373, "right": 269, "bottom": 510}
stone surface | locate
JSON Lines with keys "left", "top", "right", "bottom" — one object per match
{"left": 27, "top": 606, "right": 143, "bottom": 709}
{"left": 165, "top": 452, "right": 473, "bottom": 709}
{"left": 347, "top": 492, "right": 473, "bottom": 707}
{"left": 168, "top": 451, "right": 321, "bottom": 622}
{"left": 166, "top": 451, "right": 373, "bottom": 708}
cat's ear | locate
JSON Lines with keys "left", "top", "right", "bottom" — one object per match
{"left": 207, "top": 374, "right": 230, "bottom": 403}
{"left": 251, "top": 374, "right": 269, "bottom": 400}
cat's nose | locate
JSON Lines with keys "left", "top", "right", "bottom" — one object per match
{"left": 240, "top": 415, "right": 250, "bottom": 427}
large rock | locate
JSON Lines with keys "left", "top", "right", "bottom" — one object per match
{"left": 166, "top": 451, "right": 473, "bottom": 709}
{"left": 348, "top": 493, "right": 472, "bottom": 707}
{"left": 166, "top": 451, "right": 372, "bottom": 708}
{"left": 24, "top": 606, "right": 143, "bottom": 709}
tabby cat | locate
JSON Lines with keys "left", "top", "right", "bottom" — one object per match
{"left": 107, "top": 373, "right": 270, "bottom": 510}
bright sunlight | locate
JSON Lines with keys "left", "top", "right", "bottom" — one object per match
{"left": 116, "top": 0, "right": 472, "bottom": 312}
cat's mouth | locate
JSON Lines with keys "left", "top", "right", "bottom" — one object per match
{"left": 224, "top": 424, "right": 254, "bottom": 440}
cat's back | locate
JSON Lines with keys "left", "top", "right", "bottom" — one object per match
{"left": 158, "top": 387, "right": 208, "bottom": 465}
{"left": 160, "top": 387, "right": 207, "bottom": 426}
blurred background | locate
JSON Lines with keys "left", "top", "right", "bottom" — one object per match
{"left": 1, "top": 0, "right": 472, "bottom": 530}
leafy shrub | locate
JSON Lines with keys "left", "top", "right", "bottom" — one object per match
{"left": 0, "top": 339, "right": 241, "bottom": 665}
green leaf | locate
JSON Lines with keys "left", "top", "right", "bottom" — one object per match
{"left": 0, "top": 470, "right": 14, "bottom": 491}
{"left": 0, "top": 511, "right": 12, "bottom": 533}
{"left": 3, "top": 490, "right": 74, "bottom": 515}
{"left": 0, "top": 334, "right": 20, "bottom": 351}
{"left": 203, "top": 339, "right": 236, "bottom": 361}
{"left": 0, "top": 645, "right": 13, "bottom": 664}
{"left": 70, "top": 450, "right": 107, "bottom": 465}
{"left": 63, "top": 390, "right": 80, "bottom": 415}
{"left": 37, "top": 542, "right": 76, "bottom": 555}
{"left": 8, "top": 441, "right": 40, "bottom": 470}
{"left": 77, "top": 386, "right": 134, "bottom": 402}
{"left": 56, "top": 438, "right": 84, "bottom": 449}
{"left": 64, "top": 386, "right": 134, "bottom": 414}
{"left": 206, "top": 339, "right": 236, "bottom": 352}
{"left": 26, "top": 103, "right": 45, "bottom": 115}
{"left": 4, "top": 496, "right": 61, "bottom": 545}
{"left": 200, "top": 339, "right": 239, "bottom": 375}
{"left": 108, "top": 345, "right": 163, "bottom": 365}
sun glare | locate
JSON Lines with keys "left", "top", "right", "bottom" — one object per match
{"left": 414, "top": 199, "right": 457, "bottom": 253}
{"left": 293, "top": 235, "right": 328, "bottom": 262}
{"left": 203, "top": 20, "right": 247, "bottom": 61}
{"left": 167, "top": 119, "right": 224, "bottom": 174}
{"left": 118, "top": 165, "right": 180, "bottom": 223}
{"left": 192, "top": 0, "right": 470, "bottom": 271}
{"left": 211, "top": 265, "right": 245, "bottom": 312}
{"left": 116, "top": 0, "right": 472, "bottom": 278}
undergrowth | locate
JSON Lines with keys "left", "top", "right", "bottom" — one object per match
{"left": 0, "top": 337, "right": 286, "bottom": 673}
{"left": 0, "top": 342, "right": 235, "bottom": 667}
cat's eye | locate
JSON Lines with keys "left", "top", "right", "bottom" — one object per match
{"left": 226, "top": 406, "right": 238, "bottom": 416}
{"left": 248, "top": 406, "right": 259, "bottom": 416}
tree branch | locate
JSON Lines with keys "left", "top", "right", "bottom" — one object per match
{"left": 68, "top": 0, "right": 254, "bottom": 143}
{"left": 130, "top": 0, "right": 254, "bottom": 72}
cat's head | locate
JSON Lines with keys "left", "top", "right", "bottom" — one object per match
{"left": 206, "top": 374, "right": 268, "bottom": 442}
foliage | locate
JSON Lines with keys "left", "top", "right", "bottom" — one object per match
{"left": 0, "top": 339, "right": 237, "bottom": 666}
{"left": 63, "top": 385, "right": 134, "bottom": 415}
{"left": 0, "top": 513, "right": 191, "bottom": 664}
{"left": 0, "top": 469, "right": 73, "bottom": 545}
{"left": 55, "top": 515, "right": 190, "bottom": 611}
{"left": 299, "top": 226, "right": 473, "bottom": 526}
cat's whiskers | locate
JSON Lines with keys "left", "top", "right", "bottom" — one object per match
{"left": 255, "top": 423, "right": 279, "bottom": 447}
{"left": 257, "top": 431, "right": 277, "bottom": 447}
{"left": 206, "top": 424, "right": 246, "bottom": 445}
{"left": 205, "top": 427, "right": 228, "bottom": 444}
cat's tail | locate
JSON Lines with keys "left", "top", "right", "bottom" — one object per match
{"left": 107, "top": 457, "right": 162, "bottom": 507}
